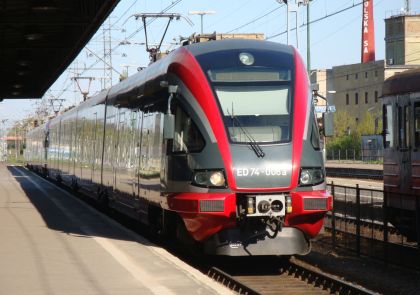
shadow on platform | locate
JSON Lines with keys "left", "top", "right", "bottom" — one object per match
{"left": 6, "top": 165, "right": 153, "bottom": 246}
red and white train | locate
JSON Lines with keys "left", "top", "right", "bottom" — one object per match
{"left": 25, "top": 39, "right": 332, "bottom": 256}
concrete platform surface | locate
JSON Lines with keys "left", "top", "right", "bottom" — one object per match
{"left": 325, "top": 161, "right": 383, "bottom": 170}
{"left": 0, "top": 164, "right": 233, "bottom": 295}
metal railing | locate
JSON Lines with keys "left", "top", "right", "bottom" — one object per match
{"left": 326, "top": 148, "right": 384, "bottom": 163}
{"left": 324, "top": 182, "right": 420, "bottom": 269}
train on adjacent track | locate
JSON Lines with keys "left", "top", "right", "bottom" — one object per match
{"left": 382, "top": 68, "right": 420, "bottom": 239}
{"left": 25, "top": 38, "right": 332, "bottom": 256}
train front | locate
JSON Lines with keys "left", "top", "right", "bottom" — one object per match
{"left": 166, "top": 39, "right": 332, "bottom": 256}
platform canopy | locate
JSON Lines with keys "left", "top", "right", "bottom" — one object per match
{"left": 0, "top": 0, "right": 120, "bottom": 100}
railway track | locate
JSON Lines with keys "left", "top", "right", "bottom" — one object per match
{"left": 206, "top": 258, "right": 376, "bottom": 295}
{"left": 326, "top": 167, "right": 383, "bottom": 180}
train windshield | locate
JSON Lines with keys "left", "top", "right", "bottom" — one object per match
{"left": 209, "top": 67, "right": 292, "bottom": 144}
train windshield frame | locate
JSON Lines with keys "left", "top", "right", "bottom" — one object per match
{"left": 194, "top": 47, "right": 295, "bottom": 144}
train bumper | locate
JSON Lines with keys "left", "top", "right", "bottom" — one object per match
{"left": 203, "top": 227, "right": 310, "bottom": 256}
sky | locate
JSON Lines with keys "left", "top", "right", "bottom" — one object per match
{"left": 1, "top": 0, "right": 419, "bottom": 128}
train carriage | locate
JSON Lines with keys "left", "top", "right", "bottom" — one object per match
{"left": 382, "top": 68, "right": 420, "bottom": 238}
{"left": 25, "top": 39, "right": 332, "bottom": 256}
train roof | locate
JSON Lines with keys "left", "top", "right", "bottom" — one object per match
{"left": 185, "top": 39, "right": 294, "bottom": 57}
{"left": 35, "top": 39, "right": 295, "bottom": 131}
{"left": 382, "top": 68, "right": 420, "bottom": 96}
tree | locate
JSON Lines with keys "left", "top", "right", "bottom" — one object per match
{"left": 326, "top": 110, "right": 359, "bottom": 157}
{"left": 357, "top": 110, "right": 382, "bottom": 135}
{"left": 326, "top": 109, "right": 383, "bottom": 160}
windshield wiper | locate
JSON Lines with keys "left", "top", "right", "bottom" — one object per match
{"left": 227, "top": 110, "right": 265, "bottom": 158}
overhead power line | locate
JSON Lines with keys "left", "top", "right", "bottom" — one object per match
{"left": 266, "top": 1, "right": 363, "bottom": 40}
{"left": 227, "top": 5, "right": 284, "bottom": 34}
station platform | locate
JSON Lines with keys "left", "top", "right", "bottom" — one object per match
{"left": 0, "top": 164, "right": 232, "bottom": 295}
{"left": 325, "top": 161, "right": 383, "bottom": 170}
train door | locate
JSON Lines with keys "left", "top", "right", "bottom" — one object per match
{"left": 57, "top": 120, "right": 62, "bottom": 174}
{"left": 139, "top": 110, "right": 152, "bottom": 201}
{"left": 412, "top": 99, "right": 420, "bottom": 193}
{"left": 90, "top": 112, "right": 98, "bottom": 183}
{"left": 64, "top": 121, "right": 72, "bottom": 177}
{"left": 61, "top": 121, "right": 68, "bottom": 176}
{"left": 115, "top": 110, "right": 136, "bottom": 204}
{"left": 148, "top": 112, "right": 164, "bottom": 204}
{"left": 103, "top": 113, "right": 116, "bottom": 191}
{"left": 133, "top": 110, "right": 148, "bottom": 222}
{"left": 80, "top": 117, "right": 86, "bottom": 183}
{"left": 128, "top": 110, "right": 139, "bottom": 197}
{"left": 133, "top": 110, "right": 143, "bottom": 197}
{"left": 93, "top": 111, "right": 105, "bottom": 187}
{"left": 70, "top": 116, "right": 77, "bottom": 177}
{"left": 397, "top": 95, "right": 412, "bottom": 193}
{"left": 115, "top": 111, "right": 125, "bottom": 196}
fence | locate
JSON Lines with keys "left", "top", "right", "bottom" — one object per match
{"left": 324, "top": 182, "right": 420, "bottom": 269}
{"left": 326, "top": 148, "right": 384, "bottom": 163}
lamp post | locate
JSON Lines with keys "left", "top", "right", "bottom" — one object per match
{"left": 188, "top": 10, "right": 215, "bottom": 34}
{"left": 0, "top": 119, "right": 7, "bottom": 161}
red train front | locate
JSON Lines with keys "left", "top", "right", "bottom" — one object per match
{"left": 163, "top": 39, "right": 332, "bottom": 255}
{"left": 25, "top": 39, "right": 332, "bottom": 256}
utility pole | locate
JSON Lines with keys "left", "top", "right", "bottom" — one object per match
{"left": 0, "top": 119, "right": 7, "bottom": 161}
{"left": 405, "top": 0, "right": 411, "bottom": 14}
{"left": 15, "top": 125, "right": 18, "bottom": 160}
{"left": 307, "top": 1, "right": 310, "bottom": 75}
{"left": 277, "top": 0, "right": 309, "bottom": 49}
{"left": 102, "top": 18, "right": 113, "bottom": 89}
{"left": 189, "top": 11, "right": 215, "bottom": 34}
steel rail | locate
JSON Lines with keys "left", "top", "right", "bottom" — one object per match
{"left": 207, "top": 260, "right": 377, "bottom": 295}
{"left": 326, "top": 167, "right": 383, "bottom": 180}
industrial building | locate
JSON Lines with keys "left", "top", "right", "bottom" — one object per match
{"left": 315, "top": 12, "right": 420, "bottom": 128}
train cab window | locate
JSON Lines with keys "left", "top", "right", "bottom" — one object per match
{"left": 173, "top": 105, "right": 205, "bottom": 153}
{"left": 383, "top": 104, "right": 394, "bottom": 148}
{"left": 215, "top": 85, "right": 291, "bottom": 143}
{"left": 415, "top": 102, "right": 420, "bottom": 148}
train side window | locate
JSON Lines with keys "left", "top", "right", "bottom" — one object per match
{"left": 383, "top": 104, "right": 394, "bottom": 148}
{"left": 405, "top": 106, "right": 410, "bottom": 148}
{"left": 397, "top": 106, "right": 404, "bottom": 148}
{"left": 173, "top": 105, "right": 205, "bottom": 153}
{"left": 415, "top": 102, "right": 420, "bottom": 148}
{"left": 397, "top": 105, "right": 409, "bottom": 149}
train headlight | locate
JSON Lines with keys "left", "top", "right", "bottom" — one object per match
{"left": 209, "top": 171, "right": 225, "bottom": 186}
{"left": 192, "top": 170, "right": 226, "bottom": 188}
{"left": 239, "top": 52, "right": 254, "bottom": 65}
{"left": 299, "top": 168, "right": 324, "bottom": 186}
